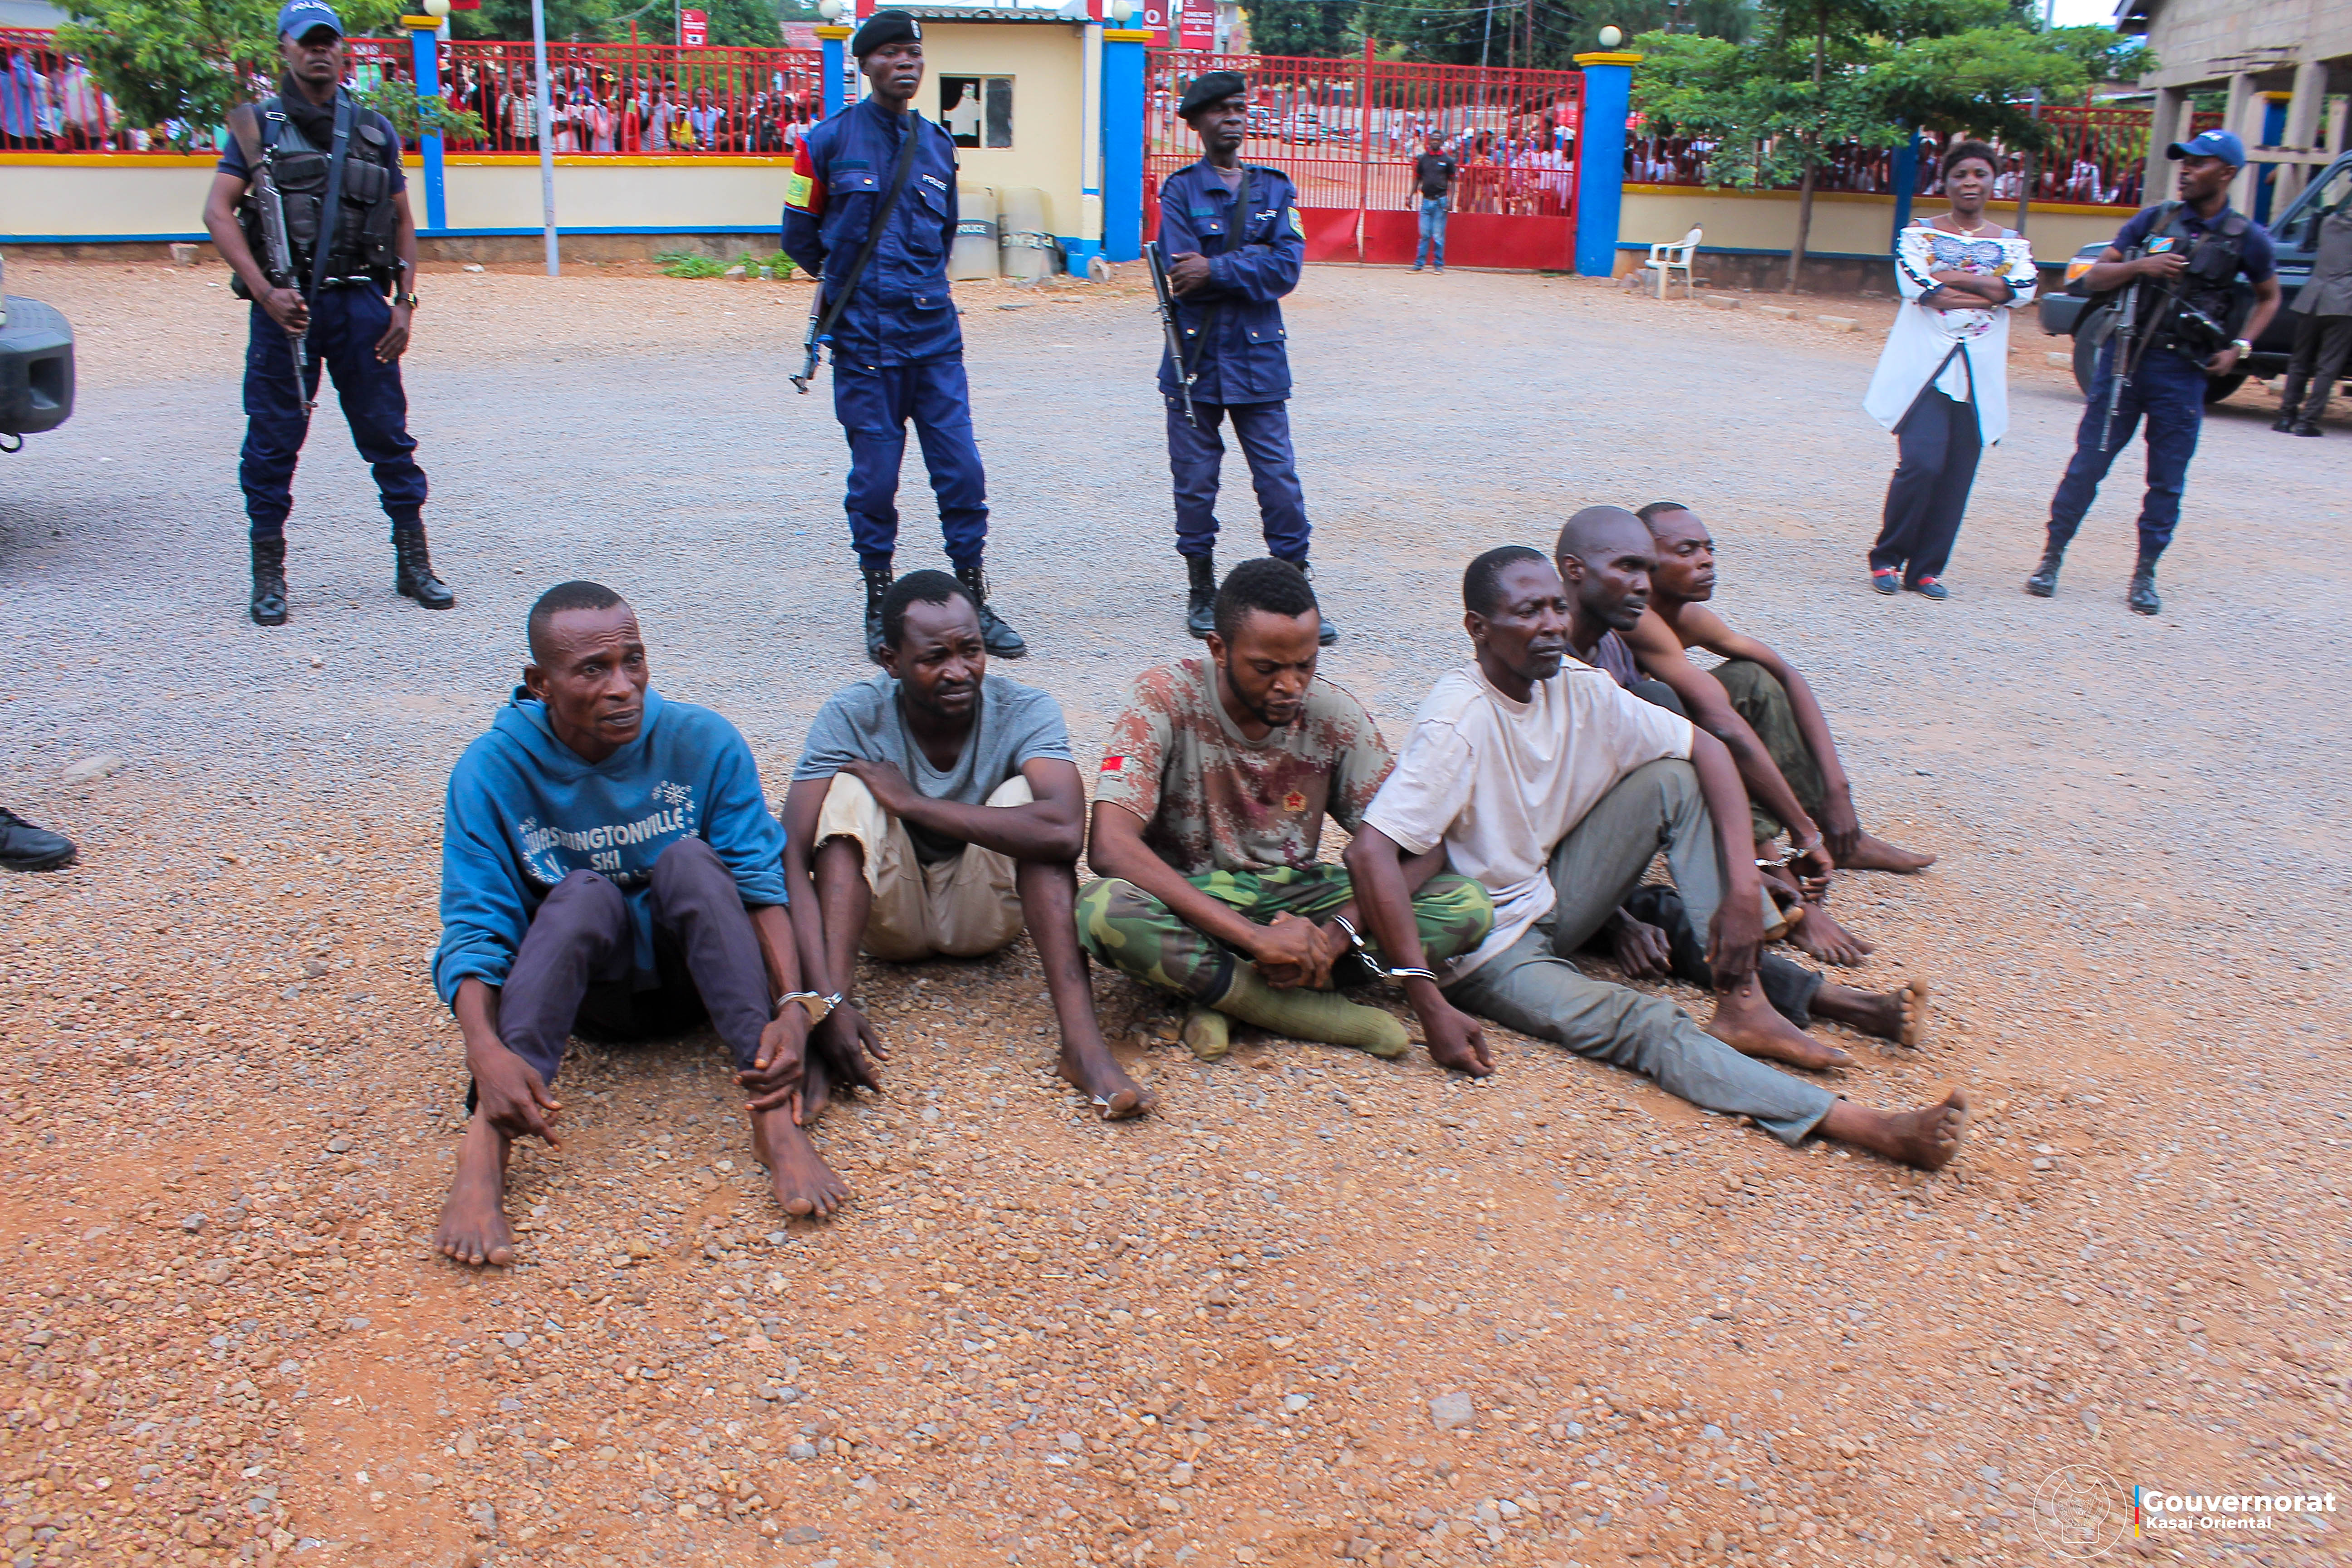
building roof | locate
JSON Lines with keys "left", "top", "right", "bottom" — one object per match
{"left": 898, "top": 1, "right": 1091, "bottom": 23}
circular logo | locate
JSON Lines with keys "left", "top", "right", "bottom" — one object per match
{"left": 2031, "top": 1465, "right": 2128, "bottom": 1560}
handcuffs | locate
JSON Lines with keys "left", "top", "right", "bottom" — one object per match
{"left": 1329, "top": 915, "right": 1440, "bottom": 984}
{"left": 772, "top": 990, "right": 842, "bottom": 1023}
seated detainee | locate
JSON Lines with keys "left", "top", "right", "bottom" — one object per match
{"left": 1342, "top": 549, "right": 1967, "bottom": 1172}
{"left": 431, "top": 582, "right": 837, "bottom": 1266}
{"left": 1078, "top": 559, "right": 1493, "bottom": 1061}
{"left": 780, "top": 572, "right": 1147, "bottom": 1120}
{"left": 1633, "top": 500, "right": 1936, "bottom": 877}
{"left": 1554, "top": 505, "right": 1874, "bottom": 968}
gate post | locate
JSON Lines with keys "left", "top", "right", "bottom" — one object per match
{"left": 818, "top": 24, "right": 850, "bottom": 117}
{"left": 1101, "top": 27, "right": 1150, "bottom": 263}
{"left": 1572, "top": 48, "right": 1639, "bottom": 277}
{"left": 403, "top": 16, "right": 447, "bottom": 235}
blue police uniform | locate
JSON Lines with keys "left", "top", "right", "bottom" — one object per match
{"left": 219, "top": 122, "right": 428, "bottom": 545}
{"left": 783, "top": 94, "right": 986, "bottom": 572}
{"left": 2045, "top": 200, "right": 2275, "bottom": 571}
{"left": 1155, "top": 158, "right": 1311, "bottom": 564}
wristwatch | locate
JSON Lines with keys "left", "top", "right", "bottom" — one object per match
{"left": 2230, "top": 338, "right": 2251, "bottom": 355}
{"left": 393, "top": 291, "right": 421, "bottom": 309}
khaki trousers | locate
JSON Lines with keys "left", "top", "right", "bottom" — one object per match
{"left": 814, "top": 772, "right": 1030, "bottom": 960}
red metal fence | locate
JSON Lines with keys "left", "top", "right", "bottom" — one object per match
{"left": 1625, "top": 104, "right": 2226, "bottom": 209}
{"left": 1146, "top": 48, "right": 1582, "bottom": 267}
{"left": 0, "top": 28, "right": 820, "bottom": 155}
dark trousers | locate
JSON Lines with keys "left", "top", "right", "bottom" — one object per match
{"left": 496, "top": 838, "right": 771, "bottom": 1088}
{"left": 1166, "top": 397, "right": 1311, "bottom": 562}
{"left": 1871, "top": 387, "right": 1980, "bottom": 585}
{"left": 239, "top": 289, "right": 429, "bottom": 543}
{"left": 1617, "top": 885, "right": 1821, "bottom": 1029}
{"left": 833, "top": 355, "right": 989, "bottom": 572}
{"left": 2047, "top": 339, "right": 2205, "bottom": 564}
{"left": 2284, "top": 310, "right": 2352, "bottom": 425}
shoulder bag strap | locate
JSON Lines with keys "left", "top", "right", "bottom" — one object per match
{"left": 813, "top": 113, "right": 924, "bottom": 345}
{"left": 304, "top": 93, "right": 357, "bottom": 300}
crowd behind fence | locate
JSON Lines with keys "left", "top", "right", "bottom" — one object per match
{"left": 1625, "top": 105, "right": 2227, "bottom": 209}
{"left": 0, "top": 28, "right": 822, "bottom": 156}
{"left": 1146, "top": 50, "right": 1582, "bottom": 219}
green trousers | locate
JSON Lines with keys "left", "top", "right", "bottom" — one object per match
{"left": 1713, "top": 658, "right": 1829, "bottom": 846}
{"left": 1076, "top": 862, "right": 1494, "bottom": 1001}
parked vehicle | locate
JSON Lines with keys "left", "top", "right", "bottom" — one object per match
{"left": 0, "top": 250, "right": 76, "bottom": 451}
{"left": 1280, "top": 111, "right": 1325, "bottom": 145}
{"left": 2039, "top": 151, "right": 2352, "bottom": 405}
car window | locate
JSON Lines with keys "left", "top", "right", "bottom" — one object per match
{"left": 2279, "top": 162, "right": 2351, "bottom": 249}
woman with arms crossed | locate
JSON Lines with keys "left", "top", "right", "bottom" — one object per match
{"left": 1863, "top": 141, "right": 2038, "bottom": 600}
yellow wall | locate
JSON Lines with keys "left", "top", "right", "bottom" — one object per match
{"left": 913, "top": 21, "right": 1087, "bottom": 241}
{"left": 1622, "top": 184, "right": 2135, "bottom": 266}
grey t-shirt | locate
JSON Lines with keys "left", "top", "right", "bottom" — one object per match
{"left": 794, "top": 672, "right": 1073, "bottom": 863}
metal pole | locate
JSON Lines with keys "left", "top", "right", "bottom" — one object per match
{"left": 1357, "top": 35, "right": 1371, "bottom": 264}
{"left": 531, "top": 0, "right": 559, "bottom": 275}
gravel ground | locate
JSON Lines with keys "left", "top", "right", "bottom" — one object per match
{"left": 1, "top": 255, "right": 2348, "bottom": 1568}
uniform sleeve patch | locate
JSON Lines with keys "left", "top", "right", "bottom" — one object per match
{"left": 1101, "top": 756, "right": 1127, "bottom": 774}
{"left": 1288, "top": 207, "right": 1305, "bottom": 236}
{"left": 785, "top": 146, "right": 823, "bottom": 214}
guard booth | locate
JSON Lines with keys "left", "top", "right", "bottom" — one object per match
{"left": 1143, "top": 48, "right": 1584, "bottom": 270}
{"left": 834, "top": 0, "right": 1152, "bottom": 274}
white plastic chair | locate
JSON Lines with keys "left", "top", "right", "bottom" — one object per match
{"left": 1647, "top": 225, "right": 1702, "bottom": 299}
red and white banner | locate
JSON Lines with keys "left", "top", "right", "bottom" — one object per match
{"left": 678, "top": 8, "right": 707, "bottom": 46}
{"left": 1176, "top": 0, "right": 1213, "bottom": 51}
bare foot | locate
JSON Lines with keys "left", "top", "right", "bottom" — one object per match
{"left": 1813, "top": 977, "right": 1929, "bottom": 1045}
{"left": 1822, "top": 1088, "right": 1968, "bottom": 1170}
{"left": 1705, "top": 975, "right": 1854, "bottom": 1071}
{"left": 1787, "top": 898, "right": 1876, "bottom": 965}
{"left": 1059, "top": 1041, "right": 1152, "bottom": 1121}
{"left": 749, "top": 1106, "right": 851, "bottom": 1219}
{"left": 1838, "top": 832, "right": 1936, "bottom": 873}
{"left": 798, "top": 1051, "right": 833, "bottom": 1127}
{"left": 433, "top": 1114, "right": 515, "bottom": 1267}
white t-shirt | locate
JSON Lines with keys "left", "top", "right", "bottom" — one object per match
{"left": 1362, "top": 660, "right": 1694, "bottom": 979}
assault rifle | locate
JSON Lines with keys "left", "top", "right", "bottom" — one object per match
{"left": 1147, "top": 240, "right": 1198, "bottom": 431}
{"left": 231, "top": 107, "right": 314, "bottom": 413}
{"left": 791, "top": 288, "right": 824, "bottom": 394}
{"left": 2097, "top": 272, "right": 2138, "bottom": 454}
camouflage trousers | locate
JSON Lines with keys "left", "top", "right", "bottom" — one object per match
{"left": 1075, "top": 862, "right": 1494, "bottom": 1000}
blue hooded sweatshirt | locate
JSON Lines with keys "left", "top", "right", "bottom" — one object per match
{"left": 432, "top": 686, "right": 789, "bottom": 1005}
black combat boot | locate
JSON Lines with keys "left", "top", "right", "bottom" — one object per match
{"left": 0, "top": 808, "right": 76, "bottom": 873}
{"left": 393, "top": 527, "right": 456, "bottom": 610}
{"left": 2273, "top": 376, "right": 2308, "bottom": 431}
{"left": 956, "top": 561, "right": 1028, "bottom": 659}
{"left": 2290, "top": 419, "right": 2324, "bottom": 437}
{"left": 2023, "top": 543, "right": 2065, "bottom": 599}
{"left": 862, "top": 559, "right": 895, "bottom": 664}
{"left": 1298, "top": 560, "right": 1341, "bottom": 647}
{"left": 2127, "top": 553, "right": 2162, "bottom": 617}
{"left": 250, "top": 536, "right": 289, "bottom": 627}
{"left": 1184, "top": 552, "right": 1217, "bottom": 640}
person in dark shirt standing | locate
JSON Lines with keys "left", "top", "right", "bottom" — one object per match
{"left": 1155, "top": 71, "right": 1339, "bottom": 644}
{"left": 2026, "top": 130, "right": 2281, "bottom": 615}
{"left": 1412, "top": 132, "right": 1457, "bottom": 273}
{"left": 2274, "top": 185, "right": 2352, "bottom": 436}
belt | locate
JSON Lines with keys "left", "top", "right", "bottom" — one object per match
{"left": 318, "top": 275, "right": 383, "bottom": 289}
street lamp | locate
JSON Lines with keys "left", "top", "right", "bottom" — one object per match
{"left": 1106, "top": 0, "right": 1133, "bottom": 20}
{"left": 1598, "top": 25, "right": 1622, "bottom": 47}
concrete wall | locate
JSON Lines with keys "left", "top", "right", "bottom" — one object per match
{"left": 1621, "top": 183, "right": 2136, "bottom": 274}
{"left": 2135, "top": 0, "right": 2352, "bottom": 91}
{"left": 913, "top": 20, "right": 1087, "bottom": 246}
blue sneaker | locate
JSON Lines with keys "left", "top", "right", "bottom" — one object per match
{"left": 1909, "top": 575, "right": 1950, "bottom": 601}
{"left": 1870, "top": 568, "right": 1900, "bottom": 596}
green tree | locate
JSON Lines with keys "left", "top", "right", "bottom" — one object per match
{"left": 1633, "top": 0, "right": 2142, "bottom": 290}
{"left": 1242, "top": 0, "right": 1353, "bottom": 59}
{"left": 58, "top": 0, "right": 401, "bottom": 147}
{"left": 701, "top": 0, "right": 781, "bottom": 47}
{"left": 452, "top": 0, "right": 616, "bottom": 44}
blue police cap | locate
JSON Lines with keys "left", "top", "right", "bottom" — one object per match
{"left": 277, "top": 0, "right": 344, "bottom": 40}
{"left": 852, "top": 9, "right": 921, "bottom": 58}
{"left": 2167, "top": 129, "right": 2245, "bottom": 168}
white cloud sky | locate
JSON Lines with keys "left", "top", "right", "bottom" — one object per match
{"left": 2043, "top": 0, "right": 2125, "bottom": 25}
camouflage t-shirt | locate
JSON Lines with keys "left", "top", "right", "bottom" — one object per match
{"left": 1093, "top": 657, "right": 1394, "bottom": 878}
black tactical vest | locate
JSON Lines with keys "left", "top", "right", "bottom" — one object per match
{"left": 2148, "top": 200, "right": 2254, "bottom": 348}
{"left": 238, "top": 98, "right": 402, "bottom": 283}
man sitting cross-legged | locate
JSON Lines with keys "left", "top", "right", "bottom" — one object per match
{"left": 781, "top": 571, "right": 1147, "bottom": 1120}
{"left": 1344, "top": 549, "right": 1966, "bottom": 1170}
{"left": 1078, "top": 559, "right": 1493, "bottom": 1061}
{"left": 1556, "top": 505, "right": 1889, "bottom": 969}
{"left": 432, "top": 582, "right": 846, "bottom": 1266}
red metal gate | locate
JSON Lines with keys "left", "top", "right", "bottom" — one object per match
{"left": 1145, "top": 48, "right": 1582, "bottom": 270}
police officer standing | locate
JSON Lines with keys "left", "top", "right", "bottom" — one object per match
{"left": 201, "top": 0, "right": 452, "bottom": 628}
{"left": 2026, "top": 129, "right": 2280, "bottom": 616}
{"left": 783, "top": 9, "right": 1025, "bottom": 661}
{"left": 1156, "top": 72, "right": 1337, "bottom": 644}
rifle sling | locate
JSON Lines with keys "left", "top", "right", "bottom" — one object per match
{"left": 306, "top": 94, "right": 358, "bottom": 304}
{"left": 814, "top": 113, "right": 924, "bottom": 349}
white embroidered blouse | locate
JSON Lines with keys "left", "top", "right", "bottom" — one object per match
{"left": 1864, "top": 219, "right": 2038, "bottom": 445}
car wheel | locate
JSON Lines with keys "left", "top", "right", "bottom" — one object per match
{"left": 2070, "top": 331, "right": 2099, "bottom": 396}
{"left": 2202, "top": 372, "right": 2247, "bottom": 405}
